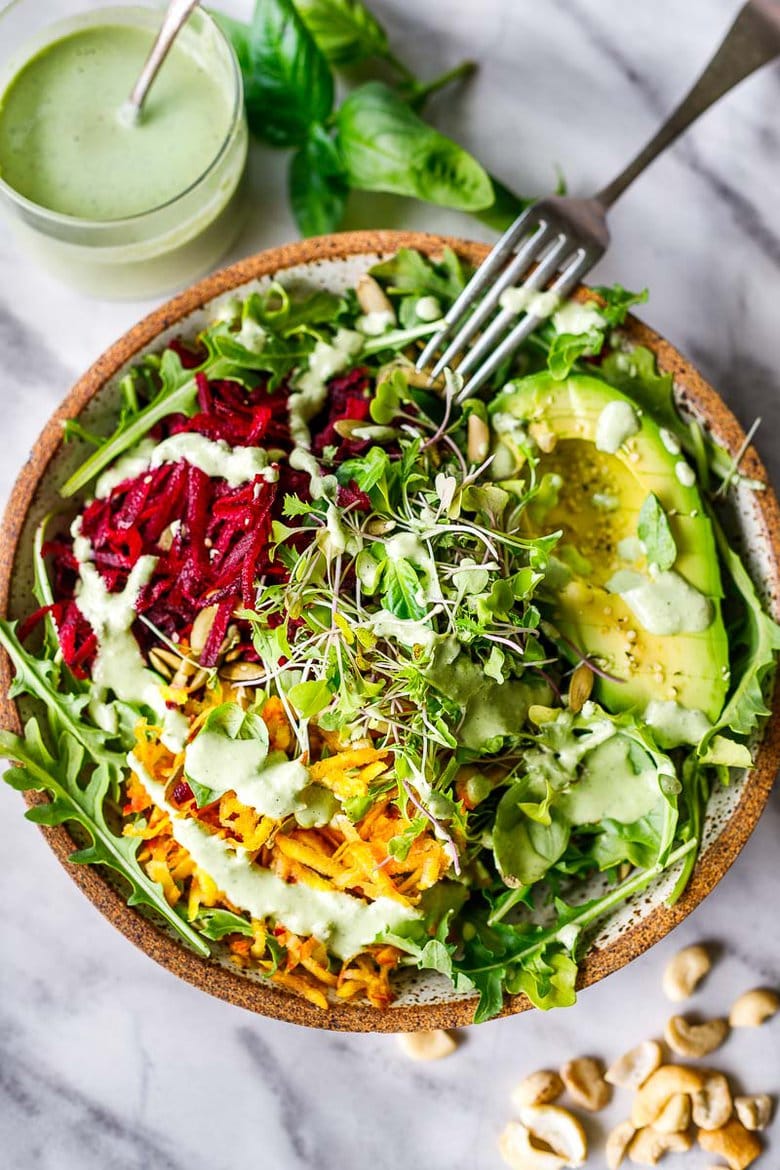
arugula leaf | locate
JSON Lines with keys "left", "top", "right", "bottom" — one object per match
{"left": 289, "top": 125, "right": 350, "bottom": 236}
{"left": 61, "top": 356, "right": 197, "bottom": 498}
{"left": 700, "top": 512, "right": 780, "bottom": 749}
{"left": 455, "top": 839, "right": 697, "bottom": 1021}
{"left": 547, "top": 328, "right": 602, "bottom": 380}
{"left": 219, "top": 0, "right": 334, "bottom": 146}
{"left": 293, "top": 0, "right": 389, "bottom": 65}
{"left": 0, "top": 620, "right": 123, "bottom": 773}
{"left": 335, "top": 82, "right": 494, "bottom": 211}
{"left": 506, "top": 947, "right": 578, "bottom": 1011}
{"left": 0, "top": 720, "right": 208, "bottom": 956}
{"left": 592, "top": 284, "right": 648, "bottom": 326}
{"left": 193, "top": 908, "right": 254, "bottom": 941}
{"left": 370, "top": 246, "right": 467, "bottom": 301}
{"left": 638, "top": 493, "right": 677, "bottom": 571}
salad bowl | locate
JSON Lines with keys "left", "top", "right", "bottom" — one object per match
{"left": 1, "top": 229, "right": 779, "bottom": 1031}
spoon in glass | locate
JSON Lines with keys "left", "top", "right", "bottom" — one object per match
{"left": 121, "top": 0, "right": 201, "bottom": 125}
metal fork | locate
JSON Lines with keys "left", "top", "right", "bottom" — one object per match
{"left": 418, "top": 0, "right": 780, "bottom": 401}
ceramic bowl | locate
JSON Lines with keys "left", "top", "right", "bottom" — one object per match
{"left": 1, "top": 230, "right": 778, "bottom": 1031}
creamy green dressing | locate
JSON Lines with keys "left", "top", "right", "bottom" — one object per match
{"left": 606, "top": 568, "right": 713, "bottom": 635}
{"left": 288, "top": 329, "right": 363, "bottom": 498}
{"left": 95, "top": 434, "right": 277, "bottom": 498}
{"left": 644, "top": 700, "right": 711, "bottom": 748}
{"left": 499, "top": 287, "right": 560, "bottom": 319}
{"left": 595, "top": 400, "right": 641, "bottom": 453}
{"left": 617, "top": 536, "right": 644, "bottom": 562}
{"left": 560, "top": 736, "right": 661, "bottom": 824}
{"left": 356, "top": 310, "right": 395, "bottom": 336}
{"left": 675, "top": 460, "right": 696, "bottom": 487}
{"left": 184, "top": 734, "right": 335, "bottom": 825}
{"left": 369, "top": 610, "right": 438, "bottom": 649}
{"left": 131, "top": 754, "right": 417, "bottom": 957}
{"left": 0, "top": 23, "right": 233, "bottom": 220}
{"left": 73, "top": 524, "right": 188, "bottom": 750}
{"left": 552, "top": 301, "right": 605, "bottom": 335}
{"left": 415, "top": 296, "right": 442, "bottom": 322}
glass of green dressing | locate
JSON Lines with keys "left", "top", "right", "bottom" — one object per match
{"left": 0, "top": 1, "right": 248, "bottom": 297}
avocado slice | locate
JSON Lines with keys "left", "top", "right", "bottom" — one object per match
{"left": 489, "top": 371, "right": 729, "bottom": 721}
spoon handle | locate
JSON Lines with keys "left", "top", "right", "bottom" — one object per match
{"left": 126, "top": 0, "right": 201, "bottom": 120}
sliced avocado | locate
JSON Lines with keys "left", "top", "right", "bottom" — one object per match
{"left": 489, "top": 371, "right": 729, "bottom": 721}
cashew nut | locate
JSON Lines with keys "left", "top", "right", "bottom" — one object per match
{"left": 734, "top": 1094, "right": 774, "bottom": 1132}
{"left": 512, "top": 1070, "right": 565, "bottom": 1109}
{"left": 628, "top": 1127, "right": 693, "bottom": 1165}
{"left": 355, "top": 274, "right": 396, "bottom": 319}
{"left": 691, "top": 1071, "right": 733, "bottom": 1131}
{"left": 698, "top": 1117, "right": 763, "bottom": 1170}
{"left": 560, "top": 1057, "right": 612, "bottom": 1112}
{"left": 606, "top": 1121, "right": 636, "bottom": 1170}
{"left": 605, "top": 1040, "right": 662, "bottom": 1090}
{"left": 498, "top": 1121, "right": 567, "bottom": 1170}
{"left": 662, "top": 943, "right": 712, "bottom": 1001}
{"left": 664, "top": 1014, "right": 729, "bottom": 1058}
{"left": 467, "top": 413, "right": 491, "bottom": 464}
{"left": 728, "top": 987, "right": 779, "bottom": 1028}
{"left": 397, "top": 1029, "right": 457, "bottom": 1061}
{"left": 653, "top": 1092, "right": 691, "bottom": 1134}
{"left": 519, "top": 1105, "right": 587, "bottom": 1168}
{"left": 631, "top": 1065, "right": 705, "bottom": 1128}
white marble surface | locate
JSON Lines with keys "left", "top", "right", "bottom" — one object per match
{"left": 1, "top": 1, "right": 779, "bottom": 1167}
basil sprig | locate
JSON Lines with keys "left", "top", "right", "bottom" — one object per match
{"left": 216, "top": 0, "right": 526, "bottom": 236}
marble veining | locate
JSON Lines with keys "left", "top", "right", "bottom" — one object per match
{"left": 1, "top": 1, "right": 779, "bottom": 1166}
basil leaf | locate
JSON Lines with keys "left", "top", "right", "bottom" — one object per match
{"left": 638, "top": 493, "right": 677, "bottom": 571}
{"left": 222, "top": 0, "right": 334, "bottom": 146}
{"left": 194, "top": 908, "right": 254, "bottom": 941}
{"left": 289, "top": 125, "right": 350, "bottom": 236}
{"left": 493, "top": 782, "right": 571, "bottom": 886}
{"left": 335, "top": 82, "right": 493, "bottom": 211}
{"left": 293, "top": 0, "right": 389, "bottom": 65}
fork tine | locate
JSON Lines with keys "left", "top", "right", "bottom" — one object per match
{"left": 415, "top": 207, "right": 545, "bottom": 372}
{"left": 454, "top": 235, "right": 573, "bottom": 382}
{"left": 427, "top": 221, "right": 555, "bottom": 379}
{"left": 457, "top": 247, "right": 594, "bottom": 402}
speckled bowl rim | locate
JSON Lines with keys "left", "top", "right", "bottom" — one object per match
{"left": 1, "top": 230, "right": 778, "bottom": 1032}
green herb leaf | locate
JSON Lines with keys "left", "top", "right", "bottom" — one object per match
{"left": 293, "top": 0, "right": 389, "bottom": 65}
{"left": 222, "top": 0, "right": 334, "bottom": 147}
{"left": 370, "top": 246, "right": 467, "bottom": 301}
{"left": 0, "top": 720, "right": 209, "bottom": 956}
{"left": 287, "top": 678, "right": 334, "bottom": 717}
{"left": 335, "top": 82, "right": 494, "bottom": 211}
{"left": 493, "top": 783, "right": 571, "bottom": 886}
{"left": 193, "top": 908, "right": 254, "bottom": 940}
{"left": 289, "top": 125, "right": 350, "bottom": 236}
{"left": 638, "top": 493, "right": 677, "bottom": 571}
{"left": 381, "top": 557, "right": 426, "bottom": 620}
{"left": 700, "top": 511, "right": 780, "bottom": 748}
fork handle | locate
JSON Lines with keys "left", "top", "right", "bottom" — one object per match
{"left": 596, "top": 0, "right": 780, "bottom": 208}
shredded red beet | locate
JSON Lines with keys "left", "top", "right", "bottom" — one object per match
{"left": 36, "top": 359, "right": 380, "bottom": 679}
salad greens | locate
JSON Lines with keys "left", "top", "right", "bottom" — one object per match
{"left": 1, "top": 248, "right": 777, "bottom": 1022}
{"left": 215, "top": 0, "right": 526, "bottom": 236}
